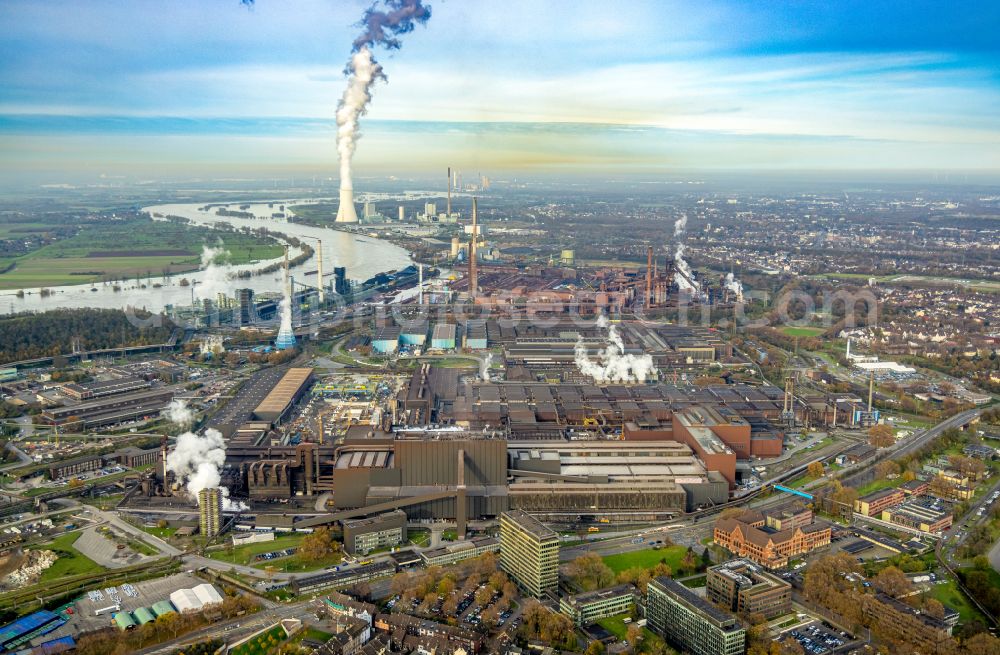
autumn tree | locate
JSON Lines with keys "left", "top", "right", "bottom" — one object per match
{"left": 868, "top": 424, "right": 895, "bottom": 448}
{"left": 567, "top": 552, "right": 616, "bottom": 591}
{"left": 873, "top": 566, "right": 913, "bottom": 598}
{"left": 298, "top": 526, "right": 341, "bottom": 562}
{"left": 875, "top": 460, "right": 899, "bottom": 478}
{"left": 585, "top": 641, "right": 606, "bottom": 655}
{"left": 807, "top": 461, "right": 825, "bottom": 478}
{"left": 626, "top": 623, "right": 644, "bottom": 651}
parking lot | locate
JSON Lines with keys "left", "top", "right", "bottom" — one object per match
{"left": 44, "top": 573, "right": 204, "bottom": 641}
{"left": 204, "top": 365, "right": 289, "bottom": 432}
{"left": 781, "top": 621, "right": 850, "bottom": 654}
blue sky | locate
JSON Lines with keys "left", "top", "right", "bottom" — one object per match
{"left": 1, "top": 0, "right": 999, "bottom": 177}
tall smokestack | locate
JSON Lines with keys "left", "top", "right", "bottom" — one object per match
{"left": 447, "top": 166, "right": 452, "bottom": 216}
{"left": 469, "top": 197, "right": 478, "bottom": 298}
{"left": 316, "top": 239, "right": 325, "bottom": 303}
{"left": 646, "top": 246, "right": 653, "bottom": 308}
{"left": 418, "top": 263, "right": 424, "bottom": 304}
{"left": 336, "top": 188, "right": 359, "bottom": 223}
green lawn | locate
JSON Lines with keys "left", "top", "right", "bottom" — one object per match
{"left": 926, "top": 578, "right": 983, "bottom": 625}
{"left": 206, "top": 533, "right": 306, "bottom": 566}
{"left": 231, "top": 625, "right": 288, "bottom": 655}
{"left": 251, "top": 549, "right": 342, "bottom": 573}
{"left": 855, "top": 476, "right": 902, "bottom": 497}
{"left": 28, "top": 531, "right": 105, "bottom": 582}
{"left": 603, "top": 545, "right": 688, "bottom": 574}
{"left": 142, "top": 525, "right": 178, "bottom": 539}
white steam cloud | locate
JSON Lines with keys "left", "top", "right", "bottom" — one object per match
{"left": 197, "top": 245, "right": 233, "bottom": 301}
{"left": 575, "top": 317, "right": 657, "bottom": 383}
{"left": 480, "top": 352, "right": 492, "bottom": 381}
{"left": 279, "top": 285, "right": 293, "bottom": 336}
{"left": 165, "top": 398, "right": 193, "bottom": 428}
{"left": 336, "top": 48, "right": 384, "bottom": 192}
{"left": 334, "top": 0, "right": 431, "bottom": 193}
{"left": 672, "top": 216, "right": 700, "bottom": 296}
{"left": 166, "top": 428, "right": 246, "bottom": 511}
{"left": 724, "top": 272, "right": 744, "bottom": 302}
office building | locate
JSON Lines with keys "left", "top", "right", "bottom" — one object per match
{"left": 559, "top": 584, "right": 636, "bottom": 626}
{"left": 880, "top": 501, "right": 952, "bottom": 534}
{"left": 198, "top": 487, "right": 223, "bottom": 537}
{"left": 647, "top": 576, "right": 746, "bottom": 655}
{"left": 706, "top": 559, "right": 791, "bottom": 619}
{"left": 499, "top": 510, "right": 559, "bottom": 599}
{"left": 341, "top": 510, "right": 407, "bottom": 555}
{"left": 855, "top": 488, "right": 905, "bottom": 517}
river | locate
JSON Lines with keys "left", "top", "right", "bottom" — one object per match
{"left": 0, "top": 199, "right": 412, "bottom": 314}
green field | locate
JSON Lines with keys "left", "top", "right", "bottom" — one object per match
{"left": 28, "top": 531, "right": 105, "bottom": 582}
{"left": 603, "top": 545, "right": 688, "bottom": 574}
{"left": 926, "top": 578, "right": 983, "bottom": 624}
{"left": 0, "top": 217, "right": 282, "bottom": 291}
{"left": 288, "top": 204, "right": 338, "bottom": 226}
{"left": 207, "top": 533, "right": 305, "bottom": 566}
{"left": 231, "top": 624, "right": 288, "bottom": 655}
{"left": 780, "top": 326, "right": 827, "bottom": 337}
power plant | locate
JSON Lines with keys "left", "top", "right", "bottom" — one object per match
{"left": 335, "top": 187, "right": 359, "bottom": 223}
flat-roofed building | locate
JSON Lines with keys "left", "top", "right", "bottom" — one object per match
{"left": 881, "top": 501, "right": 952, "bottom": 534}
{"left": 252, "top": 367, "right": 314, "bottom": 424}
{"left": 863, "top": 592, "right": 952, "bottom": 651}
{"left": 559, "top": 584, "right": 636, "bottom": 626}
{"left": 420, "top": 536, "right": 499, "bottom": 567}
{"left": 499, "top": 510, "right": 559, "bottom": 599}
{"left": 341, "top": 510, "right": 406, "bottom": 555}
{"left": 706, "top": 559, "right": 791, "bottom": 619}
{"left": 855, "top": 488, "right": 905, "bottom": 517}
{"left": 647, "top": 576, "right": 745, "bottom": 655}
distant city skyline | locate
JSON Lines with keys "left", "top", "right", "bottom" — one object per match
{"left": 1, "top": 0, "right": 999, "bottom": 179}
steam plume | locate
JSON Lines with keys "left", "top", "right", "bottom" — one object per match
{"left": 165, "top": 398, "right": 194, "bottom": 428}
{"left": 336, "top": 1, "right": 432, "bottom": 192}
{"left": 575, "top": 316, "right": 657, "bottom": 383}
{"left": 166, "top": 428, "right": 246, "bottom": 511}
{"left": 724, "top": 272, "right": 744, "bottom": 302}
{"left": 672, "top": 216, "right": 699, "bottom": 295}
{"left": 197, "top": 245, "right": 232, "bottom": 300}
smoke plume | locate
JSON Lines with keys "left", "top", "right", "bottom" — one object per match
{"left": 480, "top": 352, "right": 492, "bottom": 381}
{"left": 672, "top": 215, "right": 699, "bottom": 295}
{"left": 166, "top": 428, "right": 246, "bottom": 511}
{"left": 673, "top": 215, "right": 687, "bottom": 237}
{"left": 197, "top": 244, "right": 233, "bottom": 301}
{"left": 724, "top": 272, "right": 744, "bottom": 302}
{"left": 336, "top": 1, "right": 431, "bottom": 192}
{"left": 575, "top": 316, "right": 657, "bottom": 383}
{"left": 165, "top": 398, "right": 193, "bottom": 428}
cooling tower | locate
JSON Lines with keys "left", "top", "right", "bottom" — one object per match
{"left": 335, "top": 188, "right": 359, "bottom": 223}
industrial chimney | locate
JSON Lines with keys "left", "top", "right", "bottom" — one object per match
{"left": 335, "top": 188, "right": 359, "bottom": 223}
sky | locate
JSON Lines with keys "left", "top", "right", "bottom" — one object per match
{"left": 1, "top": 0, "right": 999, "bottom": 180}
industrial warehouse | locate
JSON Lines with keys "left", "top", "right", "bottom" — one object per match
{"left": 120, "top": 339, "right": 794, "bottom": 533}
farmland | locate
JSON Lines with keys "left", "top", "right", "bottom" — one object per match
{"left": 0, "top": 216, "right": 282, "bottom": 291}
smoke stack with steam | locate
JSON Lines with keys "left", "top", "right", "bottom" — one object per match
{"left": 332, "top": 0, "right": 432, "bottom": 222}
